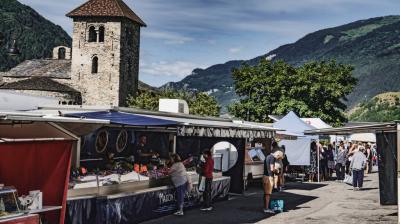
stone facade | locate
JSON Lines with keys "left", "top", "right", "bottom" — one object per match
{"left": 0, "top": 0, "right": 144, "bottom": 107}
{"left": 53, "top": 46, "right": 71, "bottom": 60}
{"left": 70, "top": 17, "right": 140, "bottom": 106}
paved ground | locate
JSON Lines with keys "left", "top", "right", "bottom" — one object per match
{"left": 144, "top": 172, "right": 397, "bottom": 224}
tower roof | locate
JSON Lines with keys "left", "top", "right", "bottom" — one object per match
{"left": 66, "top": 0, "right": 146, "bottom": 26}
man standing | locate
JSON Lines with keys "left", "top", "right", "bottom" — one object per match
{"left": 134, "top": 135, "right": 158, "bottom": 167}
{"left": 335, "top": 143, "right": 346, "bottom": 181}
{"left": 263, "top": 151, "right": 283, "bottom": 214}
{"left": 350, "top": 146, "right": 367, "bottom": 191}
{"left": 200, "top": 150, "right": 214, "bottom": 211}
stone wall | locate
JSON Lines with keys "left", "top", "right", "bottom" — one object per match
{"left": 71, "top": 18, "right": 122, "bottom": 106}
{"left": 53, "top": 46, "right": 72, "bottom": 60}
{"left": 119, "top": 19, "right": 140, "bottom": 106}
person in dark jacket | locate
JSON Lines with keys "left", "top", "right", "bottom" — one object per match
{"left": 201, "top": 149, "right": 214, "bottom": 211}
{"left": 281, "top": 145, "right": 290, "bottom": 189}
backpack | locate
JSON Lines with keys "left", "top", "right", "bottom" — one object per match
{"left": 269, "top": 199, "right": 284, "bottom": 213}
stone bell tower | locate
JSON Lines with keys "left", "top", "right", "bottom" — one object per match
{"left": 67, "top": 0, "right": 146, "bottom": 106}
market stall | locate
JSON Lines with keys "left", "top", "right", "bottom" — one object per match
{"left": 272, "top": 111, "right": 317, "bottom": 166}
{"left": 63, "top": 111, "right": 234, "bottom": 224}
{"left": 305, "top": 122, "right": 399, "bottom": 208}
{"left": 0, "top": 113, "right": 108, "bottom": 224}
{"left": 128, "top": 109, "right": 275, "bottom": 194}
{"left": 59, "top": 108, "right": 276, "bottom": 223}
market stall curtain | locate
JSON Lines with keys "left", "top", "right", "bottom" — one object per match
{"left": 376, "top": 132, "right": 398, "bottom": 205}
{"left": 0, "top": 140, "right": 73, "bottom": 224}
{"left": 176, "top": 137, "right": 245, "bottom": 194}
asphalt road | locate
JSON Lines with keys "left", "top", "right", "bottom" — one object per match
{"left": 143, "top": 172, "right": 397, "bottom": 224}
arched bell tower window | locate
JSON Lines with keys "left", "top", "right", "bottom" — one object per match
{"left": 58, "top": 47, "right": 66, "bottom": 59}
{"left": 92, "top": 56, "right": 98, "bottom": 74}
{"left": 99, "top": 26, "right": 105, "bottom": 42}
{"left": 88, "top": 26, "right": 97, "bottom": 42}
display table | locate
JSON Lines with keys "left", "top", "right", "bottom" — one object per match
{"left": 28, "top": 206, "right": 62, "bottom": 214}
{"left": 66, "top": 176, "right": 230, "bottom": 224}
{"left": 0, "top": 214, "right": 39, "bottom": 224}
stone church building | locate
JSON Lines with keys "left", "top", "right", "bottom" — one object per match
{"left": 0, "top": 0, "right": 146, "bottom": 106}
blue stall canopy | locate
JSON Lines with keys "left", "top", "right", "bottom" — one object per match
{"left": 66, "top": 111, "right": 178, "bottom": 127}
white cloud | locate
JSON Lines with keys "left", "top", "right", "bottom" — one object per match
{"left": 141, "top": 61, "right": 201, "bottom": 78}
{"left": 142, "top": 30, "right": 193, "bottom": 44}
{"left": 229, "top": 47, "right": 242, "bottom": 54}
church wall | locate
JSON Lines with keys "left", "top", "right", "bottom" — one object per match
{"left": 119, "top": 19, "right": 140, "bottom": 106}
{"left": 71, "top": 18, "right": 122, "bottom": 106}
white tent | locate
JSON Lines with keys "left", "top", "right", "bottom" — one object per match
{"left": 350, "top": 133, "right": 376, "bottom": 143}
{"left": 0, "top": 90, "right": 58, "bottom": 111}
{"left": 301, "top": 118, "right": 332, "bottom": 129}
{"left": 273, "top": 111, "right": 316, "bottom": 166}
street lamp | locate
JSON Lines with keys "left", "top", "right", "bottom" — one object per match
{"left": 0, "top": 17, "right": 24, "bottom": 56}
{"left": 8, "top": 40, "right": 20, "bottom": 56}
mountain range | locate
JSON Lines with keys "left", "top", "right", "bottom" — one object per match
{"left": 2, "top": 1, "right": 400, "bottom": 115}
{"left": 164, "top": 15, "right": 400, "bottom": 112}
{"left": 0, "top": 0, "right": 71, "bottom": 71}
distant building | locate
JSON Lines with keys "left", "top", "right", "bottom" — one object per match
{"left": 0, "top": 0, "right": 146, "bottom": 106}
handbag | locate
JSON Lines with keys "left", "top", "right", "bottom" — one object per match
{"left": 269, "top": 199, "right": 284, "bottom": 213}
{"left": 344, "top": 174, "right": 353, "bottom": 185}
{"left": 198, "top": 176, "right": 205, "bottom": 192}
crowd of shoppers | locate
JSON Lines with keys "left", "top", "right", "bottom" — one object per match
{"left": 305, "top": 140, "right": 377, "bottom": 190}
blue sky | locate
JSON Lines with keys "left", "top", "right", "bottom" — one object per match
{"left": 18, "top": 0, "right": 400, "bottom": 87}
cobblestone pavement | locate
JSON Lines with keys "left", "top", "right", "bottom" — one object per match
{"left": 144, "top": 172, "right": 397, "bottom": 224}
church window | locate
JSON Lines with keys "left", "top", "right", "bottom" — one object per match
{"left": 58, "top": 47, "right": 66, "bottom": 59}
{"left": 99, "top": 26, "right": 105, "bottom": 42}
{"left": 88, "top": 26, "right": 97, "bottom": 42}
{"left": 92, "top": 56, "right": 98, "bottom": 74}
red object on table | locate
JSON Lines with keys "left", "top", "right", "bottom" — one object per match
{"left": 0, "top": 214, "right": 39, "bottom": 224}
{"left": 0, "top": 141, "right": 73, "bottom": 224}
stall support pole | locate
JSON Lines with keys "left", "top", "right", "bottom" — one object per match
{"left": 173, "top": 135, "right": 177, "bottom": 154}
{"left": 317, "top": 143, "right": 320, "bottom": 183}
{"left": 397, "top": 123, "right": 400, "bottom": 224}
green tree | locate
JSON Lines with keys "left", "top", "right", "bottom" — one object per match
{"left": 229, "top": 60, "right": 357, "bottom": 126}
{"left": 126, "top": 90, "right": 220, "bottom": 117}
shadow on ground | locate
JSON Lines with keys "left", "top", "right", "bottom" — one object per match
{"left": 143, "top": 182, "right": 322, "bottom": 224}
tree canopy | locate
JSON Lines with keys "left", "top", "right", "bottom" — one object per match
{"left": 228, "top": 59, "right": 357, "bottom": 126}
{"left": 126, "top": 90, "right": 220, "bottom": 117}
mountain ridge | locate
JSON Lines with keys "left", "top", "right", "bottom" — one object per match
{"left": 163, "top": 15, "right": 400, "bottom": 112}
{"left": 0, "top": 0, "right": 72, "bottom": 71}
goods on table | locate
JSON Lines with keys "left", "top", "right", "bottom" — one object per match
{"left": 0, "top": 187, "right": 23, "bottom": 220}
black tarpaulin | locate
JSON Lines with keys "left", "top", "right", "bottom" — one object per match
{"left": 376, "top": 132, "right": 398, "bottom": 205}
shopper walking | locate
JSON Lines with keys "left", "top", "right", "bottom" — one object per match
{"left": 326, "top": 144, "right": 335, "bottom": 180}
{"left": 365, "top": 145, "right": 373, "bottom": 174}
{"left": 281, "top": 145, "right": 290, "bottom": 189}
{"left": 335, "top": 144, "right": 346, "bottom": 181}
{"left": 200, "top": 150, "right": 214, "bottom": 211}
{"left": 307, "top": 142, "right": 318, "bottom": 182}
{"left": 263, "top": 150, "right": 283, "bottom": 214}
{"left": 350, "top": 146, "right": 367, "bottom": 191}
{"left": 319, "top": 145, "right": 328, "bottom": 181}
{"left": 169, "top": 154, "right": 188, "bottom": 216}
